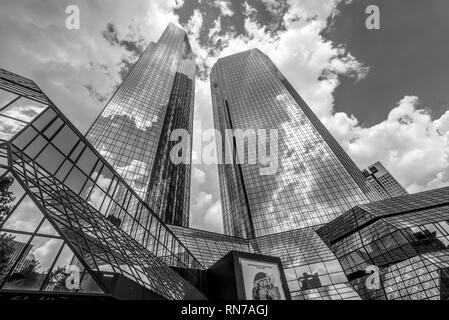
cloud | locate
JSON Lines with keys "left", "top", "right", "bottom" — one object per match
{"left": 189, "top": 190, "right": 223, "bottom": 233}
{"left": 261, "top": 0, "right": 289, "bottom": 17}
{"left": 324, "top": 96, "right": 449, "bottom": 193}
{"left": 193, "top": 191, "right": 212, "bottom": 207}
{"left": 186, "top": 9, "right": 203, "bottom": 37}
{"left": 115, "top": 159, "right": 149, "bottom": 194}
{"left": 33, "top": 238, "right": 63, "bottom": 269}
{"left": 243, "top": 2, "right": 257, "bottom": 17}
{"left": 192, "top": 167, "right": 206, "bottom": 184}
{"left": 214, "top": 0, "right": 234, "bottom": 17}
{"left": 100, "top": 21, "right": 147, "bottom": 80}
{"left": 204, "top": 200, "right": 223, "bottom": 233}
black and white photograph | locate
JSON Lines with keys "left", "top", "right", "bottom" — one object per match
{"left": 0, "top": 0, "right": 449, "bottom": 314}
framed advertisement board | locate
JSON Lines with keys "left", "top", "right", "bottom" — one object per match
{"left": 206, "top": 251, "right": 291, "bottom": 300}
{"left": 238, "top": 258, "right": 287, "bottom": 300}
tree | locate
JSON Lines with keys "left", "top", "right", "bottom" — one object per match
{"left": 0, "top": 175, "right": 15, "bottom": 223}
{"left": 0, "top": 233, "right": 15, "bottom": 281}
{"left": 0, "top": 175, "right": 16, "bottom": 282}
{"left": 6, "top": 259, "right": 40, "bottom": 288}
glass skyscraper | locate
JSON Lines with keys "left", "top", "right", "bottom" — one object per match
{"left": 211, "top": 49, "right": 380, "bottom": 238}
{"left": 86, "top": 23, "right": 196, "bottom": 227}
{"left": 362, "top": 161, "right": 408, "bottom": 199}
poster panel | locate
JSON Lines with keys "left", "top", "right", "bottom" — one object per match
{"left": 239, "top": 258, "right": 286, "bottom": 300}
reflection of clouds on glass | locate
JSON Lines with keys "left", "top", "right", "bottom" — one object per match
{"left": 97, "top": 143, "right": 112, "bottom": 159}
{"left": 37, "top": 219, "right": 59, "bottom": 236}
{"left": 96, "top": 173, "right": 112, "bottom": 190}
{"left": 260, "top": 100, "right": 331, "bottom": 230}
{"left": 0, "top": 89, "right": 17, "bottom": 107}
{"left": 98, "top": 264, "right": 114, "bottom": 272}
{"left": 103, "top": 104, "right": 159, "bottom": 131}
{"left": 0, "top": 115, "right": 26, "bottom": 140}
{"left": 2, "top": 102, "right": 46, "bottom": 123}
{"left": 116, "top": 160, "right": 149, "bottom": 196}
{"left": 9, "top": 175, "right": 26, "bottom": 206}
{"left": 3, "top": 196, "right": 44, "bottom": 232}
{"left": 88, "top": 174, "right": 111, "bottom": 210}
{"left": 52, "top": 244, "right": 79, "bottom": 269}
{"left": 0, "top": 97, "right": 47, "bottom": 140}
{"left": 33, "top": 237, "right": 63, "bottom": 271}
{"left": 85, "top": 25, "right": 197, "bottom": 230}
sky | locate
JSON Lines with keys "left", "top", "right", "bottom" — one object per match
{"left": 1, "top": 0, "right": 448, "bottom": 233}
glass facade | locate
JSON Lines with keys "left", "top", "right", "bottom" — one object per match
{"left": 169, "top": 225, "right": 250, "bottom": 269}
{"left": 86, "top": 23, "right": 196, "bottom": 227}
{"left": 211, "top": 49, "right": 380, "bottom": 238}
{"left": 0, "top": 68, "right": 205, "bottom": 299}
{"left": 171, "top": 226, "right": 361, "bottom": 300}
{"left": 362, "top": 161, "right": 408, "bottom": 200}
{"left": 317, "top": 186, "right": 449, "bottom": 300}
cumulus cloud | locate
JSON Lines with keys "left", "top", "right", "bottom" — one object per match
{"left": 204, "top": 200, "right": 223, "bottom": 233}
{"left": 33, "top": 238, "right": 63, "bottom": 270}
{"left": 325, "top": 96, "right": 449, "bottom": 193}
{"left": 189, "top": 190, "right": 223, "bottom": 233}
{"left": 261, "top": 0, "right": 289, "bottom": 17}
{"left": 100, "top": 21, "right": 147, "bottom": 80}
{"left": 214, "top": 0, "right": 234, "bottom": 17}
{"left": 192, "top": 167, "right": 206, "bottom": 184}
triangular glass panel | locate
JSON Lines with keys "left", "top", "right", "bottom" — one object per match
{"left": 0, "top": 231, "right": 32, "bottom": 286}
{"left": 2, "top": 234, "right": 63, "bottom": 291}
{"left": 3, "top": 196, "right": 44, "bottom": 232}
{"left": 2, "top": 196, "right": 45, "bottom": 233}
{"left": 78, "top": 271, "right": 104, "bottom": 294}
{"left": 44, "top": 243, "right": 96, "bottom": 294}
{"left": 37, "top": 219, "right": 60, "bottom": 237}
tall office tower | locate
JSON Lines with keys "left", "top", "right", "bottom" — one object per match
{"left": 86, "top": 24, "right": 196, "bottom": 227}
{"left": 211, "top": 49, "right": 380, "bottom": 238}
{"left": 362, "top": 161, "right": 408, "bottom": 199}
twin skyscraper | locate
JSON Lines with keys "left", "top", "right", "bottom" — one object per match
{"left": 87, "top": 23, "right": 381, "bottom": 239}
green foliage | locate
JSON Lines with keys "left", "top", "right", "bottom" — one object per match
{"left": 0, "top": 175, "right": 14, "bottom": 224}
{"left": 0, "top": 233, "right": 15, "bottom": 280}
{"left": 6, "top": 259, "right": 40, "bottom": 287}
{"left": 0, "top": 175, "right": 15, "bottom": 282}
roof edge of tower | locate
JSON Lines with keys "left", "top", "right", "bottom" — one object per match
{"left": 213, "top": 48, "right": 263, "bottom": 67}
